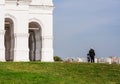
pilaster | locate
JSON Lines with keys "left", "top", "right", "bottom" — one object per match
{"left": 14, "top": 33, "right": 29, "bottom": 61}
{"left": 41, "top": 36, "right": 54, "bottom": 62}
{"left": 0, "top": 31, "right": 6, "bottom": 61}
{"left": 0, "top": 0, "right": 5, "bottom": 61}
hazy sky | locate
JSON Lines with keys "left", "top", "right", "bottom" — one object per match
{"left": 53, "top": 0, "right": 120, "bottom": 59}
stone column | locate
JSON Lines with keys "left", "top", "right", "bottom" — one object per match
{"left": 14, "top": 11, "right": 29, "bottom": 61}
{"left": 11, "top": 1, "right": 30, "bottom": 61}
{"left": 14, "top": 33, "right": 29, "bottom": 61}
{"left": 0, "top": 30, "right": 5, "bottom": 61}
{"left": 0, "top": 0, "right": 5, "bottom": 61}
{"left": 41, "top": 36, "right": 54, "bottom": 62}
{"left": 40, "top": 9, "right": 54, "bottom": 62}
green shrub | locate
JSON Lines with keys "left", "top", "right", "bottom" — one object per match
{"left": 54, "top": 56, "right": 62, "bottom": 61}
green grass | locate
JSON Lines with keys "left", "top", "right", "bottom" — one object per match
{"left": 0, "top": 62, "right": 120, "bottom": 84}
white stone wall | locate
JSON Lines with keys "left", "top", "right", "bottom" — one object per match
{"left": 0, "top": 0, "right": 54, "bottom": 62}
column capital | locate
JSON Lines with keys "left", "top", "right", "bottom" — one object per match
{"left": 42, "top": 35, "right": 53, "bottom": 39}
{"left": 14, "top": 33, "right": 29, "bottom": 62}
{"left": 14, "top": 33, "right": 29, "bottom": 37}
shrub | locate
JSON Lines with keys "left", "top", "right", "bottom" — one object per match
{"left": 54, "top": 56, "right": 62, "bottom": 61}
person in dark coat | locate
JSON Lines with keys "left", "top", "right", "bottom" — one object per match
{"left": 89, "top": 48, "right": 95, "bottom": 63}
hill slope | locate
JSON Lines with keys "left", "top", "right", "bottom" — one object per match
{"left": 0, "top": 62, "right": 120, "bottom": 84}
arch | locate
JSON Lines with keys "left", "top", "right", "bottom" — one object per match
{"left": 5, "top": 13, "right": 15, "bottom": 19}
{"left": 5, "top": 13, "right": 17, "bottom": 32}
{"left": 4, "top": 17, "right": 15, "bottom": 61}
{"left": 5, "top": 13, "right": 17, "bottom": 25}
{"left": 29, "top": 18, "right": 44, "bottom": 30}
{"left": 28, "top": 20, "right": 42, "bottom": 61}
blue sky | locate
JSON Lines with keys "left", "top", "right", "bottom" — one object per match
{"left": 53, "top": 0, "right": 120, "bottom": 59}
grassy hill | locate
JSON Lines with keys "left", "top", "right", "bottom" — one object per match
{"left": 0, "top": 62, "right": 120, "bottom": 84}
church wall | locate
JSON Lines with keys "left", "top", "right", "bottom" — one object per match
{"left": 0, "top": 0, "right": 54, "bottom": 62}
{"left": 5, "top": 3, "right": 30, "bottom": 61}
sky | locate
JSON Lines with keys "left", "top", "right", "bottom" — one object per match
{"left": 53, "top": 0, "right": 120, "bottom": 59}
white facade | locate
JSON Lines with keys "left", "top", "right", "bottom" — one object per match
{"left": 0, "top": 0, "right": 54, "bottom": 62}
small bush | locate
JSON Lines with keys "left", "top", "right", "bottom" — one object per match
{"left": 54, "top": 56, "right": 62, "bottom": 61}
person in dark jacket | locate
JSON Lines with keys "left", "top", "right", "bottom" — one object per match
{"left": 89, "top": 48, "right": 95, "bottom": 63}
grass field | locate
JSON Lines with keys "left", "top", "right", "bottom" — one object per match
{"left": 0, "top": 62, "right": 120, "bottom": 84}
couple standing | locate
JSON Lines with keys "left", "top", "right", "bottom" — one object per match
{"left": 87, "top": 48, "right": 95, "bottom": 63}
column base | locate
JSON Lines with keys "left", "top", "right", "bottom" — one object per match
{"left": 14, "top": 49, "right": 29, "bottom": 62}
{"left": 41, "top": 49, "right": 54, "bottom": 62}
{"left": 0, "top": 30, "right": 5, "bottom": 62}
{"left": 0, "top": 48, "right": 6, "bottom": 62}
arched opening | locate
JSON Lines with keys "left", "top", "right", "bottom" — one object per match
{"left": 4, "top": 18, "right": 15, "bottom": 61}
{"left": 29, "top": 22, "right": 42, "bottom": 61}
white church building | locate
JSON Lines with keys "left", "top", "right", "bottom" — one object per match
{"left": 0, "top": 0, "right": 54, "bottom": 62}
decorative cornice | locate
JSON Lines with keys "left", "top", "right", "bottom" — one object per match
{"left": 5, "top": 0, "right": 32, "bottom": 5}
{"left": 5, "top": 0, "right": 32, "bottom": 2}
{"left": 29, "top": 5, "right": 54, "bottom": 11}
{"left": 5, "top": 0, "right": 54, "bottom": 11}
